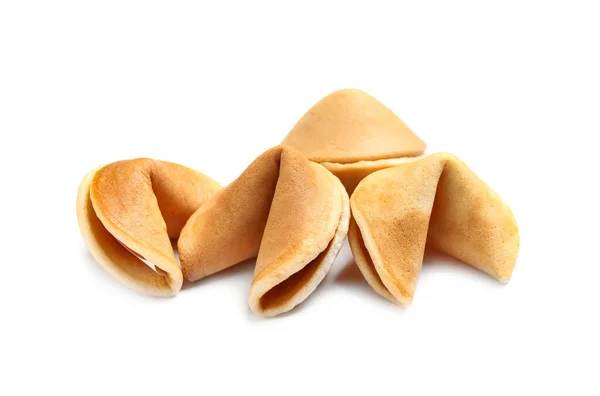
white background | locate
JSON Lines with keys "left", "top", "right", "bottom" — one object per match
{"left": 1, "top": 1, "right": 599, "bottom": 395}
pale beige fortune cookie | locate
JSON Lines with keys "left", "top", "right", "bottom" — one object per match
{"left": 77, "top": 159, "right": 221, "bottom": 296}
{"left": 178, "top": 145, "right": 350, "bottom": 316}
{"left": 348, "top": 152, "right": 520, "bottom": 305}
{"left": 282, "top": 88, "right": 427, "bottom": 193}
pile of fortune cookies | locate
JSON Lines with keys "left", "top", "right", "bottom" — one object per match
{"left": 77, "top": 89, "right": 520, "bottom": 317}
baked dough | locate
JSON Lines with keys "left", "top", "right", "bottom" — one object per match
{"left": 282, "top": 89, "right": 427, "bottom": 192}
{"left": 76, "top": 159, "right": 221, "bottom": 296}
{"left": 348, "top": 153, "right": 519, "bottom": 305}
{"left": 178, "top": 145, "right": 350, "bottom": 316}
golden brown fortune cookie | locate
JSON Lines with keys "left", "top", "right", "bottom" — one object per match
{"left": 348, "top": 153, "right": 519, "bottom": 306}
{"left": 178, "top": 145, "right": 350, "bottom": 316}
{"left": 281, "top": 88, "right": 427, "bottom": 193}
{"left": 77, "top": 159, "right": 221, "bottom": 296}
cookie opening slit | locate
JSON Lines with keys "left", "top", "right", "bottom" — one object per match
{"left": 258, "top": 246, "right": 330, "bottom": 312}
{"left": 117, "top": 240, "right": 168, "bottom": 276}
{"left": 349, "top": 219, "right": 396, "bottom": 303}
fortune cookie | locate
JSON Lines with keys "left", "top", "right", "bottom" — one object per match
{"left": 282, "top": 89, "right": 427, "bottom": 193}
{"left": 178, "top": 145, "right": 350, "bottom": 316}
{"left": 348, "top": 153, "right": 519, "bottom": 305}
{"left": 77, "top": 159, "right": 221, "bottom": 296}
